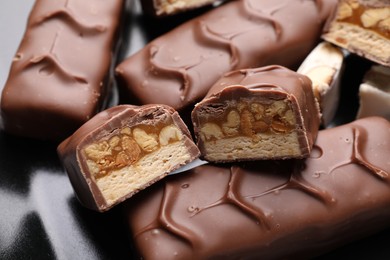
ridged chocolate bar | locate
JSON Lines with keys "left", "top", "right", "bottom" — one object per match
{"left": 57, "top": 104, "right": 200, "bottom": 212}
{"left": 191, "top": 65, "right": 321, "bottom": 162}
{"left": 116, "top": 0, "right": 338, "bottom": 111}
{"left": 126, "top": 117, "right": 390, "bottom": 259}
{"left": 0, "top": 0, "right": 124, "bottom": 141}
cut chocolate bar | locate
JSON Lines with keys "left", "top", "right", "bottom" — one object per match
{"left": 0, "top": 0, "right": 125, "bottom": 141}
{"left": 57, "top": 105, "right": 200, "bottom": 212}
{"left": 297, "top": 42, "right": 344, "bottom": 126}
{"left": 322, "top": 0, "right": 390, "bottom": 66}
{"left": 116, "top": 0, "right": 338, "bottom": 111}
{"left": 141, "top": 0, "right": 221, "bottom": 17}
{"left": 126, "top": 117, "right": 390, "bottom": 260}
{"left": 191, "top": 65, "right": 321, "bottom": 162}
{"left": 357, "top": 65, "right": 390, "bottom": 120}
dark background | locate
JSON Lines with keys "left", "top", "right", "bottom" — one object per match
{"left": 0, "top": 1, "right": 389, "bottom": 259}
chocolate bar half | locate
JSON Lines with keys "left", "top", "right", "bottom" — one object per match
{"left": 126, "top": 116, "right": 390, "bottom": 259}
{"left": 141, "top": 0, "right": 221, "bottom": 17}
{"left": 116, "top": 0, "right": 338, "bottom": 111}
{"left": 191, "top": 65, "right": 321, "bottom": 162}
{"left": 297, "top": 42, "right": 344, "bottom": 126}
{"left": 57, "top": 104, "right": 200, "bottom": 212}
{"left": 322, "top": 0, "right": 390, "bottom": 66}
{"left": 0, "top": 0, "right": 125, "bottom": 141}
{"left": 357, "top": 65, "right": 390, "bottom": 120}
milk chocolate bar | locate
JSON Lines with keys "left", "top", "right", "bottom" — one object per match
{"left": 191, "top": 65, "right": 321, "bottom": 162}
{"left": 57, "top": 104, "right": 200, "bottom": 212}
{"left": 297, "top": 42, "right": 344, "bottom": 126}
{"left": 141, "top": 0, "right": 221, "bottom": 17}
{"left": 0, "top": 0, "right": 124, "bottom": 141}
{"left": 126, "top": 117, "right": 390, "bottom": 259}
{"left": 116, "top": 0, "right": 338, "bottom": 111}
{"left": 357, "top": 65, "right": 390, "bottom": 120}
{"left": 322, "top": 0, "right": 390, "bottom": 66}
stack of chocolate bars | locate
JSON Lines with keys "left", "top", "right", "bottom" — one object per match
{"left": 1, "top": 0, "right": 389, "bottom": 259}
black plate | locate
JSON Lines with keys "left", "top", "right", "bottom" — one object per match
{"left": 0, "top": 1, "right": 389, "bottom": 259}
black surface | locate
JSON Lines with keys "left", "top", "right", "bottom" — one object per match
{"left": 0, "top": 1, "right": 389, "bottom": 259}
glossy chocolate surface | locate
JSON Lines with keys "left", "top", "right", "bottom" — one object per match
{"left": 58, "top": 104, "right": 200, "bottom": 212}
{"left": 126, "top": 117, "right": 390, "bottom": 259}
{"left": 0, "top": 0, "right": 124, "bottom": 141}
{"left": 192, "top": 65, "right": 321, "bottom": 161}
{"left": 1, "top": 1, "right": 390, "bottom": 259}
{"left": 116, "top": 0, "right": 338, "bottom": 111}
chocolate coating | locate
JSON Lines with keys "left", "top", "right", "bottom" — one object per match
{"left": 0, "top": 0, "right": 125, "bottom": 141}
{"left": 191, "top": 65, "right": 321, "bottom": 162}
{"left": 126, "top": 117, "right": 390, "bottom": 259}
{"left": 116, "top": 0, "right": 338, "bottom": 111}
{"left": 58, "top": 104, "right": 200, "bottom": 212}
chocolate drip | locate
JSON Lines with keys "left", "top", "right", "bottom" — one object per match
{"left": 116, "top": 0, "right": 338, "bottom": 110}
{"left": 246, "top": 164, "right": 336, "bottom": 207}
{"left": 126, "top": 117, "right": 390, "bottom": 259}
{"left": 134, "top": 182, "right": 200, "bottom": 248}
{"left": 194, "top": 166, "right": 271, "bottom": 230}
{"left": 329, "top": 126, "right": 389, "bottom": 180}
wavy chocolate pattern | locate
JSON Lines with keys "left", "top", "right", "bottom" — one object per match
{"left": 1, "top": 0, "right": 123, "bottom": 140}
{"left": 117, "top": 0, "right": 336, "bottom": 110}
{"left": 127, "top": 117, "right": 390, "bottom": 259}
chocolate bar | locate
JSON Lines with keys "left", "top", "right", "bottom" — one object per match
{"left": 191, "top": 65, "right": 321, "bottom": 162}
{"left": 125, "top": 116, "right": 390, "bottom": 259}
{"left": 57, "top": 104, "right": 200, "bottom": 212}
{"left": 322, "top": 0, "right": 390, "bottom": 66}
{"left": 357, "top": 65, "right": 390, "bottom": 120}
{"left": 141, "top": 0, "right": 221, "bottom": 17}
{"left": 0, "top": 0, "right": 125, "bottom": 141}
{"left": 297, "top": 42, "right": 344, "bottom": 126}
{"left": 116, "top": 0, "right": 338, "bottom": 111}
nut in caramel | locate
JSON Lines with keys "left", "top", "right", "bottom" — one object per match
{"left": 192, "top": 66, "right": 321, "bottom": 162}
{"left": 58, "top": 105, "right": 200, "bottom": 212}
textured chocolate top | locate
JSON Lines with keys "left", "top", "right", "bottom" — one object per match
{"left": 58, "top": 104, "right": 199, "bottom": 211}
{"left": 116, "top": 0, "right": 338, "bottom": 111}
{"left": 126, "top": 117, "right": 390, "bottom": 259}
{"left": 0, "top": 0, "right": 124, "bottom": 141}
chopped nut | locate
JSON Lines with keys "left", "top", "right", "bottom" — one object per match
{"left": 271, "top": 119, "right": 291, "bottom": 133}
{"left": 222, "top": 110, "right": 240, "bottom": 136}
{"left": 121, "top": 135, "right": 141, "bottom": 163}
{"left": 337, "top": 2, "right": 353, "bottom": 20}
{"left": 250, "top": 103, "right": 265, "bottom": 120}
{"left": 361, "top": 8, "right": 390, "bottom": 28}
{"left": 379, "top": 17, "right": 390, "bottom": 31}
{"left": 133, "top": 128, "right": 159, "bottom": 152}
{"left": 240, "top": 109, "right": 254, "bottom": 136}
{"left": 84, "top": 141, "right": 111, "bottom": 161}
{"left": 283, "top": 110, "right": 296, "bottom": 126}
{"left": 266, "top": 101, "right": 286, "bottom": 117}
{"left": 200, "top": 123, "right": 224, "bottom": 141}
{"left": 159, "top": 125, "right": 183, "bottom": 146}
{"left": 108, "top": 136, "right": 121, "bottom": 148}
{"left": 120, "top": 127, "right": 132, "bottom": 136}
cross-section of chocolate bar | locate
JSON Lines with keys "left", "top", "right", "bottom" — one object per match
{"left": 322, "top": 0, "right": 390, "bottom": 66}
{"left": 125, "top": 116, "right": 390, "bottom": 260}
{"left": 191, "top": 65, "right": 321, "bottom": 162}
{"left": 57, "top": 104, "right": 200, "bottom": 212}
